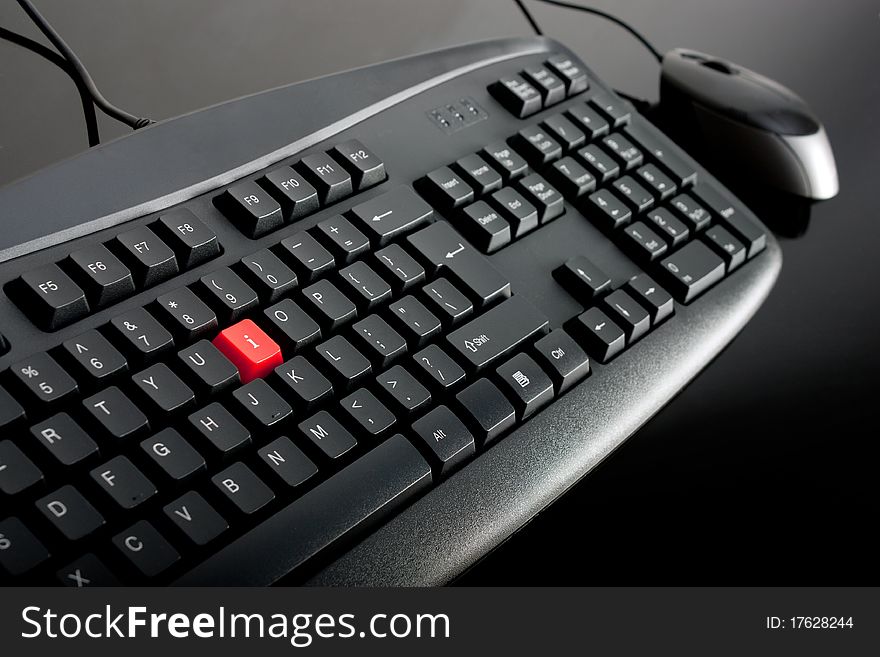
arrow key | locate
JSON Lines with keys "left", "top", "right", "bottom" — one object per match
{"left": 626, "top": 274, "right": 674, "bottom": 325}
{"left": 554, "top": 255, "right": 611, "bottom": 302}
{"left": 571, "top": 307, "right": 625, "bottom": 363}
{"left": 602, "top": 289, "right": 651, "bottom": 343}
{"left": 340, "top": 389, "right": 396, "bottom": 438}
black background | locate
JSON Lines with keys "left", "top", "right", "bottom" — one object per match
{"left": 1, "top": 0, "right": 878, "bottom": 583}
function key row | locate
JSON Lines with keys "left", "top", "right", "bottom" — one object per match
{"left": 489, "top": 53, "right": 590, "bottom": 118}
{"left": 216, "top": 139, "right": 386, "bottom": 238}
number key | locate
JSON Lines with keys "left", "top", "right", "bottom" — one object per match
{"left": 239, "top": 248, "right": 298, "bottom": 303}
{"left": 198, "top": 267, "right": 259, "bottom": 322}
{"left": 108, "top": 307, "right": 174, "bottom": 361}
{"left": 155, "top": 287, "right": 218, "bottom": 340}
{"left": 11, "top": 352, "right": 77, "bottom": 405}
{"left": 61, "top": 329, "right": 128, "bottom": 383}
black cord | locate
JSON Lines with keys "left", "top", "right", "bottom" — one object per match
{"left": 15, "top": 0, "right": 154, "bottom": 130}
{"left": 516, "top": 0, "right": 663, "bottom": 63}
{"left": 514, "top": 0, "right": 543, "bottom": 35}
{"left": 0, "top": 26, "right": 100, "bottom": 146}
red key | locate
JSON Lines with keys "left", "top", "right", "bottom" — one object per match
{"left": 212, "top": 319, "right": 282, "bottom": 383}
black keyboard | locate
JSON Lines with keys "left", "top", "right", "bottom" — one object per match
{"left": 0, "top": 37, "right": 780, "bottom": 586}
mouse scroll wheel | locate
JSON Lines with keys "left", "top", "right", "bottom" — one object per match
{"left": 701, "top": 60, "right": 735, "bottom": 75}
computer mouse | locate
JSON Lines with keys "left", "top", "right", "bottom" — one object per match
{"left": 658, "top": 48, "right": 838, "bottom": 200}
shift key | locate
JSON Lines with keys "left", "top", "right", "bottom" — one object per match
{"left": 446, "top": 296, "right": 549, "bottom": 372}
{"left": 407, "top": 221, "right": 510, "bottom": 307}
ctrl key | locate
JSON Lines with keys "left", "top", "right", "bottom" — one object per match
{"left": 411, "top": 405, "right": 475, "bottom": 479}
{"left": 0, "top": 517, "right": 50, "bottom": 576}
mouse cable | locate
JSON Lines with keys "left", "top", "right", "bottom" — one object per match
{"left": 0, "top": 26, "right": 100, "bottom": 146}
{"left": 15, "top": 0, "right": 154, "bottom": 131}
{"left": 514, "top": 0, "right": 663, "bottom": 64}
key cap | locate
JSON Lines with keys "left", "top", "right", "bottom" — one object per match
{"left": 489, "top": 75, "right": 542, "bottom": 118}
{"left": 339, "top": 261, "right": 392, "bottom": 310}
{"left": 692, "top": 182, "right": 767, "bottom": 258}
{"left": 522, "top": 65, "right": 566, "bottom": 105}
{"left": 517, "top": 173, "right": 565, "bottom": 224}
{"left": 422, "top": 277, "right": 473, "bottom": 327}
{"left": 340, "top": 389, "right": 396, "bottom": 437}
{"left": 376, "top": 365, "right": 431, "bottom": 417}
{"left": 602, "top": 133, "right": 643, "bottom": 170}
{"left": 352, "top": 314, "right": 407, "bottom": 367}
{"left": 259, "top": 437, "right": 317, "bottom": 488}
{"left": 590, "top": 91, "right": 631, "bottom": 127}
{"left": 0, "top": 518, "right": 50, "bottom": 576}
{"left": 232, "top": 379, "right": 292, "bottom": 429}
{"left": 155, "top": 287, "right": 218, "bottom": 340}
{"left": 57, "top": 554, "right": 120, "bottom": 587}
{"left": 455, "top": 378, "right": 515, "bottom": 445}
{"left": 61, "top": 330, "right": 128, "bottom": 384}
{"left": 0, "top": 387, "right": 26, "bottom": 429}
{"left": 164, "top": 492, "right": 227, "bottom": 546}
{"left": 212, "top": 318, "right": 283, "bottom": 383}
{"left": 555, "top": 255, "right": 612, "bottom": 301}
{"left": 459, "top": 200, "right": 511, "bottom": 254}
{"left": 658, "top": 241, "right": 726, "bottom": 303}
{"left": 603, "top": 289, "right": 651, "bottom": 342}
{"left": 496, "top": 353, "right": 554, "bottom": 420}
{"left": 273, "top": 355, "right": 333, "bottom": 409}
{"left": 626, "top": 274, "right": 675, "bottom": 325}
{"left": 315, "top": 215, "right": 369, "bottom": 264}
{"left": 82, "top": 386, "right": 149, "bottom": 440}
{"left": 37, "top": 485, "right": 105, "bottom": 541}
{"left": 141, "top": 428, "right": 206, "bottom": 482}
{"left": 91, "top": 455, "right": 156, "bottom": 510}
{"left": 577, "top": 143, "right": 620, "bottom": 182}
{"left": 16, "top": 263, "right": 89, "bottom": 330}
{"left": 112, "top": 520, "right": 179, "bottom": 577}
{"left": 566, "top": 104, "right": 609, "bottom": 140}
{"left": 388, "top": 295, "right": 442, "bottom": 347}
{"left": 455, "top": 153, "right": 503, "bottom": 195}
{"left": 546, "top": 54, "right": 589, "bottom": 95}
{"left": 108, "top": 307, "right": 174, "bottom": 361}
{"left": 30, "top": 413, "right": 98, "bottom": 467}
{"left": 446, "top": 295, "right": 549, "bottom": 372}
{"left": 176, "top": 434, "right": 431, "bottom": 585}
{"left": 407, "top": 221, "right": 511, "bottom": 307}
{"left": 218, "top": 180, "right": 283, "bottom": 238}
{"left": 315, "top": 335, "right": 371, "bottom": 388}
{"left": 625, "top": 121, "right": 697, "bottom": 187}
{"left": 199, "top": 267, "right": 259, "bottom": 322}
{"left": 188, "top": 402, "right": 251, "bottom": 455}
{"left": 645, "top": 207, "right": 689, "bottom": 247}
{"left": 0, "top": 440, "right": 43, "bottom": 495}
{"left": 350, "top": 185, "right": 434, "bottom": 247}
{"left": 298, "top": 152, "right": 353, "bottom": 204}
{"left": 240, "top": 248, "right": 298, "bottom": 302}
{"left": 154, "top": 208, "right": 221, "bottom": 268}
{"left": 703, "top": 224, "right": 747, "bottom": 271}
{"left": 264, "top": 299, "right": 321, "bottom": 352}
{"left": 279, "top": 232, "right": 335, "bottom": 282}
{"left": 542, "top": 114, "right": 586, "bottom": 151}
{"left": 489, "top": 186, "right": 539, "bottom": 238}
{"left": 413, "top": 344, "right": 466, "bottom": 391}
{"left": 298, "top": 410, "right": 357, "bottom": 459}
{"left": 213, "top": 463, "right": 275, "bottom": 515}
{"left": 177, "top": 340, "right": 240, "bottom": 394}
{"left": 514, "top": 125, "right": 563, "bottom": 165}
{"left": 412, "top": 405, "right": 475, "bottom": 478}
{"left": 373, "top": 243, "right": 425, "bottom": 292}
{"left": 113, "top": 226, "right": 178, "bottom": 287}
{"left": 132, "top": 362, "right": 196, "bottom": 414}
{"left": 572, "top": 307, "right": 626, "bottom": 362}
{"left": 670, "top": 192, "right": 712, "bottom": 231}
{"left": 636, "top": 164, "right": 677, "bottom": 200}
{"left": 11, "top": 351, "right": 78, "bottom": 405}
{"left": 67, "top": 243, "right": 135, "bottom": 308}
{"left": 613, "top": 175, "right": 655, "bottom": 212}
{"left": 584, "top": 188, "right": 632, "bottom": 230}
{"left": 331, "top": 139, "right": 386, "bottom": 190}
{"left": 301, "top": 279, "right": 358, "bottom": 330}
{"left": 622, "top": 221, "right": 669, "bottom": 261}
{"left": 422, "top": 166, "right": 474, "bottom": 211}
{"left": 531, "top": 329, "right": 591, "bottom": 393}
{"left": 260, "top": 168, "right": 319, "bottom": 220}
{"left": 482, "top": 141, "right": 529, "bottom": 181}
{"left": 548, "top": 156, "right": 596, "bottom": 198}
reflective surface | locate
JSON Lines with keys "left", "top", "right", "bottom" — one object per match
{"left": 1, "top": 0, "right": 877, "bottom": 583}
